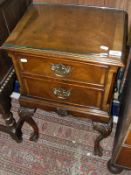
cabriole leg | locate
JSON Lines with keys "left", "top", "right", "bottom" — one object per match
{"left": 92, "top": 117, "right": 113, "bottom": 156}
{"left": 16, "top": 106, "right": 39, "bottom": 142}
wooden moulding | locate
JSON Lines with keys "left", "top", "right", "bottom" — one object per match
{"left": 19, "top": 95, "right": 110, "bottom": 123}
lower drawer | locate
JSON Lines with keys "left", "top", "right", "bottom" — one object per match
{"left": 116, "top": 147, "right": 131, "bottom": 168}
{"left": 22, "top": 77, "right": 103, "bottom": 108}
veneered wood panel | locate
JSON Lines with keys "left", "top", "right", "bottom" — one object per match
{"left": 33, "top": 0, "right": 131, "bottom": 29}
{"left": 4, "top": 4, "right": 125, "bottom": 62}
{"left": 16, "top": 54, "right": 107, "bottom": 86}
{"left": 22, "top": 76, "right": 103, "bottom": 108}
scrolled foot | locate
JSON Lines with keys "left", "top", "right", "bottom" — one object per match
{"left": 10, "top": 128, "right": 23, "bottom": 143}
{"left": 25, "top": 116, "right": 39, "bottom": 142}
{"left": 93, "top": 117, "right": 113, "bottom": 157}
{"left": 107, "top": 159, "right": 123, "bottom": 174}
{"left": 15, "top": 118, "right": 24, "bottom": 141}
{"left": 30, "top": 132, "right": 39, "bottom": 142}
{"left": 94, "top": 144, "right": 103, "bottom": 157}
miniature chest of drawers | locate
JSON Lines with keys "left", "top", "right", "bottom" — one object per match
{"left": 2, "top": 3, "right": 127, "bottom": 156}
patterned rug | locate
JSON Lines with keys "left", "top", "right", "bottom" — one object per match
{"left": 0, "top": 98, "right": 130, "bottom": 175}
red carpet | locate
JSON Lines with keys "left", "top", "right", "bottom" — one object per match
{"left": 0, "top": 98, "right": 130, "bottom": 175}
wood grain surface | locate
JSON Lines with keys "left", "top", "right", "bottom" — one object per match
{"left": 33, "top": 0, "right": 131, "bottom": 30}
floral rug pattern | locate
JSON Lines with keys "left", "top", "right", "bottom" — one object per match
{"left": 0, "top": 99, "right": 130, "bottom": 175}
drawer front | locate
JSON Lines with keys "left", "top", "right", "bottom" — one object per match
{"left": 116, "top": 147, "right": 131, "bottom": 168}
{"left": 17, "top": 54, "right": 107, "bottom": 85}
{"left": 22, "top": 77, "right": 103, "bottom": 108}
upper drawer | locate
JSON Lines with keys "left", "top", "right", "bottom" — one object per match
{"left": 16, "top": 54, "right": 108, "bottom": 86}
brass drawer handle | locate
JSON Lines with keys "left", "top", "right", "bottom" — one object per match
{"left": 51, "top": 64, "right": 71, "bottom": 77}
{"left": 53, "top": 88, "right": 71, "bottom": 99}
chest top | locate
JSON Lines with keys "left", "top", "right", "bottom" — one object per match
{"left": 2, "top": 3, "right": 126, "bottom": 66}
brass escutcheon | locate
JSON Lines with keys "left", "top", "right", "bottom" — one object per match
{"left": 51, "top": 63, "right": 71, "bottom": 77}
{"left": 53, "top": 87, "right": 71, "bottom": 99}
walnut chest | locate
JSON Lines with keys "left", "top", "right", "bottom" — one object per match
{"left": 2, "top": 3, "right": 127, "bottom": 156}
